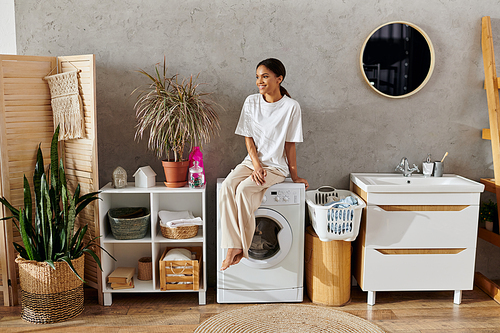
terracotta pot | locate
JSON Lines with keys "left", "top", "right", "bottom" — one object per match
{"left": 162, "top": 160, "right": 189, "bottom": 188}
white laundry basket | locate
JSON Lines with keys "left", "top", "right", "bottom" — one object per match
{"left": 305, "top": 186, "right": 365, "bottom": 242}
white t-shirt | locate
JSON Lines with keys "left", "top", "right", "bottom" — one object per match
{"left": 235, "top": 93, "right": 303, "bottom": 176}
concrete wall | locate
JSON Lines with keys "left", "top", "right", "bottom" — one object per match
{"left": 13, "top": 0, "right": 500, "bottom": 286}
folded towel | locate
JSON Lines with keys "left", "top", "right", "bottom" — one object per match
{"left": 159, "top": 210, "right": 203, "bottom": 227}
{"left": 324, "top": 196, "right": 358, "bottom": 208}
{"left": 162, "top": 217, "right": 203, "bottom": 228}
{"left": 163, "top": 248, "right": 192, "bottom": 261}
{"left": 159, "top": 210, "right": 193, "bottom": 222}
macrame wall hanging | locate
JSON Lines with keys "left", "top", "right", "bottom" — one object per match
{"left": 44, "top": 66, "right": 85, "bottom": 141}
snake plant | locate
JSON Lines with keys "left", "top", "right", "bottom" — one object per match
{"left": 133, "top": 57, "right": 221, "bottom": 161}
{"left": 0, "top": 125, "right": 114, "bottom": 282}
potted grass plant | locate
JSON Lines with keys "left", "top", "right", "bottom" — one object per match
{"left": 133, "top": 58, "right": 221, "bottom": 187}
{"left": 0, "top": 125, "right": 114, "bottom": 324}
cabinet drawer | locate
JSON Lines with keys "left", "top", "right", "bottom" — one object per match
{"left": 364, "top": 205, "right": 479, "bottom": 248}
{"left": 361, "top": 247, "right": 476, "bottom": 291}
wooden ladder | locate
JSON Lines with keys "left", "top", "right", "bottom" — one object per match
{"left": 477, "top": 16, "right": 500, "bottom": 305}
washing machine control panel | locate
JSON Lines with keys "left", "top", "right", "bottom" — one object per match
{"left": 261, "top": 189, "right": 301, "bottom": 205}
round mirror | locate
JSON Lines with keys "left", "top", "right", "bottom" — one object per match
{"left": 360, "top": 21, "right": 435, "bottom": 98}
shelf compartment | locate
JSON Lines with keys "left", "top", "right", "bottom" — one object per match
{"left": 99, "top": 191, "right": 152, "bottom": 239}
{"left": 103, "top": 273, "right": 155, "bottom": 293}
{"left": 101, "top": 242, "right": 156, "bottom": 292}
{"left": 159, "top": 246, "right": 201, "bottom": 291}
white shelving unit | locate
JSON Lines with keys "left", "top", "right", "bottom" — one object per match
{"left": 98, "top": 182, "right": 206, "bottom": 306}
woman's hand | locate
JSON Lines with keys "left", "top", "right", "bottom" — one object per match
{"left": 251, "top": 166, "right": 267, "bottom": 186}
{"left": 285, "top": 142, "right": 309, "bottom": 190}
{"left": 245, "top": 137, "right": 267, "bottom": 185}
{"left": 292, "top": 176, "right": 309, "bottom": 190}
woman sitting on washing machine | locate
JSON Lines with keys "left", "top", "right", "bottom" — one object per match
{"left": 219, "top": 58, "right": 309, "bottom": 271}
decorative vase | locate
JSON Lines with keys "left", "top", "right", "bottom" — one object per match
{"left": 486, "top": 220, "right": 494, "bottom": 232}
{"left": 15, "top": 255, "right": 85, "bottom": 324}
{"left": 162, "top": 160, "right": 189, "bottom": 188}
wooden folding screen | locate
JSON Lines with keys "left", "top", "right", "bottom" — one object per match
{"left": 0, "top": 54, "right": 100, "bottom": 306}
{"left": 58, "top": 56, "right": 100, "bottom": 295}
{"left": 478, "top": 16, "right": 500, "bottom": 305}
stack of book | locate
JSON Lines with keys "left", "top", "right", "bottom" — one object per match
{"left": 108, "top": 267, "right": 135, "bottom": 290}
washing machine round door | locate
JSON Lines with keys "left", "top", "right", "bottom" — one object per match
{"left": 242, "top": 208, "right": 293, "bottom": 269}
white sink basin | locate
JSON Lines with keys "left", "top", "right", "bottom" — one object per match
{"left": 350, "top": 173, "right": 485, "bottom": 193}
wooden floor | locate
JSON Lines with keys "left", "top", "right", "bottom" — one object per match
{"left": 1, "top": 286, "right": 500, "bottom": 332}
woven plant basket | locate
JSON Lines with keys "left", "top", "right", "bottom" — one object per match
{"left": 15, "top": 255, "right": 85, "bottom": 324}
{"left": 137, "top": 257, "right": 152, "bottom": 281}
{"left": 161, "top": 225, "right": 198, "bottom": 239}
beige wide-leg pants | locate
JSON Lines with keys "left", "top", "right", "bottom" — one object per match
{"left": 219, "top": 160, "right": 285, "bottom": 258}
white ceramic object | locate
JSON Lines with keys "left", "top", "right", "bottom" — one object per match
{"left": 133, "top": 166, "right": 156, "bottom": 188}
{"left": 350, "top": 173, "right": 484, "bottom": 193}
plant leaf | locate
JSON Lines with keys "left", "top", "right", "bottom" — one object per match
{"left": 41, "top": 174, "right": 53, "bottom": 260}
{"left": 50, "top": 125, "right": 61, "bottom": 213}
{"left": 73, "top": 225, "right": 87, "bottom": 256}
{"left": 59, "top": 256, "right": 85, "bottom": 283}
{"left": 82, "top": 248, "right": 103, "bottom": 271}
{"left": 13, "top": 242, "right": 29, "bottom": 259}
{"left": 75, "top": 195, "right": 100, "bottom": 215}
{"left": 23, "top": 176, "right": 32, "bottom": 225}
{"left": 18, "top": 208, "right": 35, "bottom": 260}
{"left": 44, "top": 259, "right": 56, "bottom": 270}
{"left": 0, "top": 197, "right": 19, "bottom": 221}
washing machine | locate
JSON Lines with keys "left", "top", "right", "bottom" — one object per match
{"left": 216, "top": 178, "right": 305, "bottom": 303}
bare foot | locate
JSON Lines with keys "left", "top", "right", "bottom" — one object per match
{"left": 220, "top": 248, "right": 243, "bottom": 271}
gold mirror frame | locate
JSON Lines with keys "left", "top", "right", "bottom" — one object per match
{"left": 360, "top": 21, "right": 435, "bottom": 99}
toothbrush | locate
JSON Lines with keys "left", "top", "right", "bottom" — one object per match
{"left": 441, "top": 152, "right": 448, "bottom": 163}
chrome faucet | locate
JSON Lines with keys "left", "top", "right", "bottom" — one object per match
{"left": 395, "top": 157, "right": 419, "bottom": 177}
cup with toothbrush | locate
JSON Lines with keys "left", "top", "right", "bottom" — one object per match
{"left": 433, "top": 152, "right": 448, "bottom": 177}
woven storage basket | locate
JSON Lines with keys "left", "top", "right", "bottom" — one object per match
{"left": 15, "top": 255, "right": 84, "bottom": 324}
{"left": 108, "top": 207, "right": 150, "bottom": 240}
{"left": 161, "top": 224, "right": 198, "bottom": 239}
{"left": 137, "top": 257, "right": 152, "bottom": 281}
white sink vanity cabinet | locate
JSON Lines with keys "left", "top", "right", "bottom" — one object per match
{"left": 349, "top": 173, "right": 485, "bottom": 306}
{"left": 98, "top": 183, "right": 206, "bottom": 306}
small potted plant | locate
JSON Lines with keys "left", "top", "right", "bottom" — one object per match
{"left": 133, "top": 58, "right": 221, "bottom": 187}
{"left": 479, "top": 199, "right": 498, "bottom": 232}
{"left": 0, "top": 125, "right": 114, "bottom": 324}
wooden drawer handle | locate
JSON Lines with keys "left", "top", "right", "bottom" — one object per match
{"left": 376, "top": 248, "right": 466, "bottom": 255}
{"left": 377, "top": 205, "right": 469, "bottom": 212}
